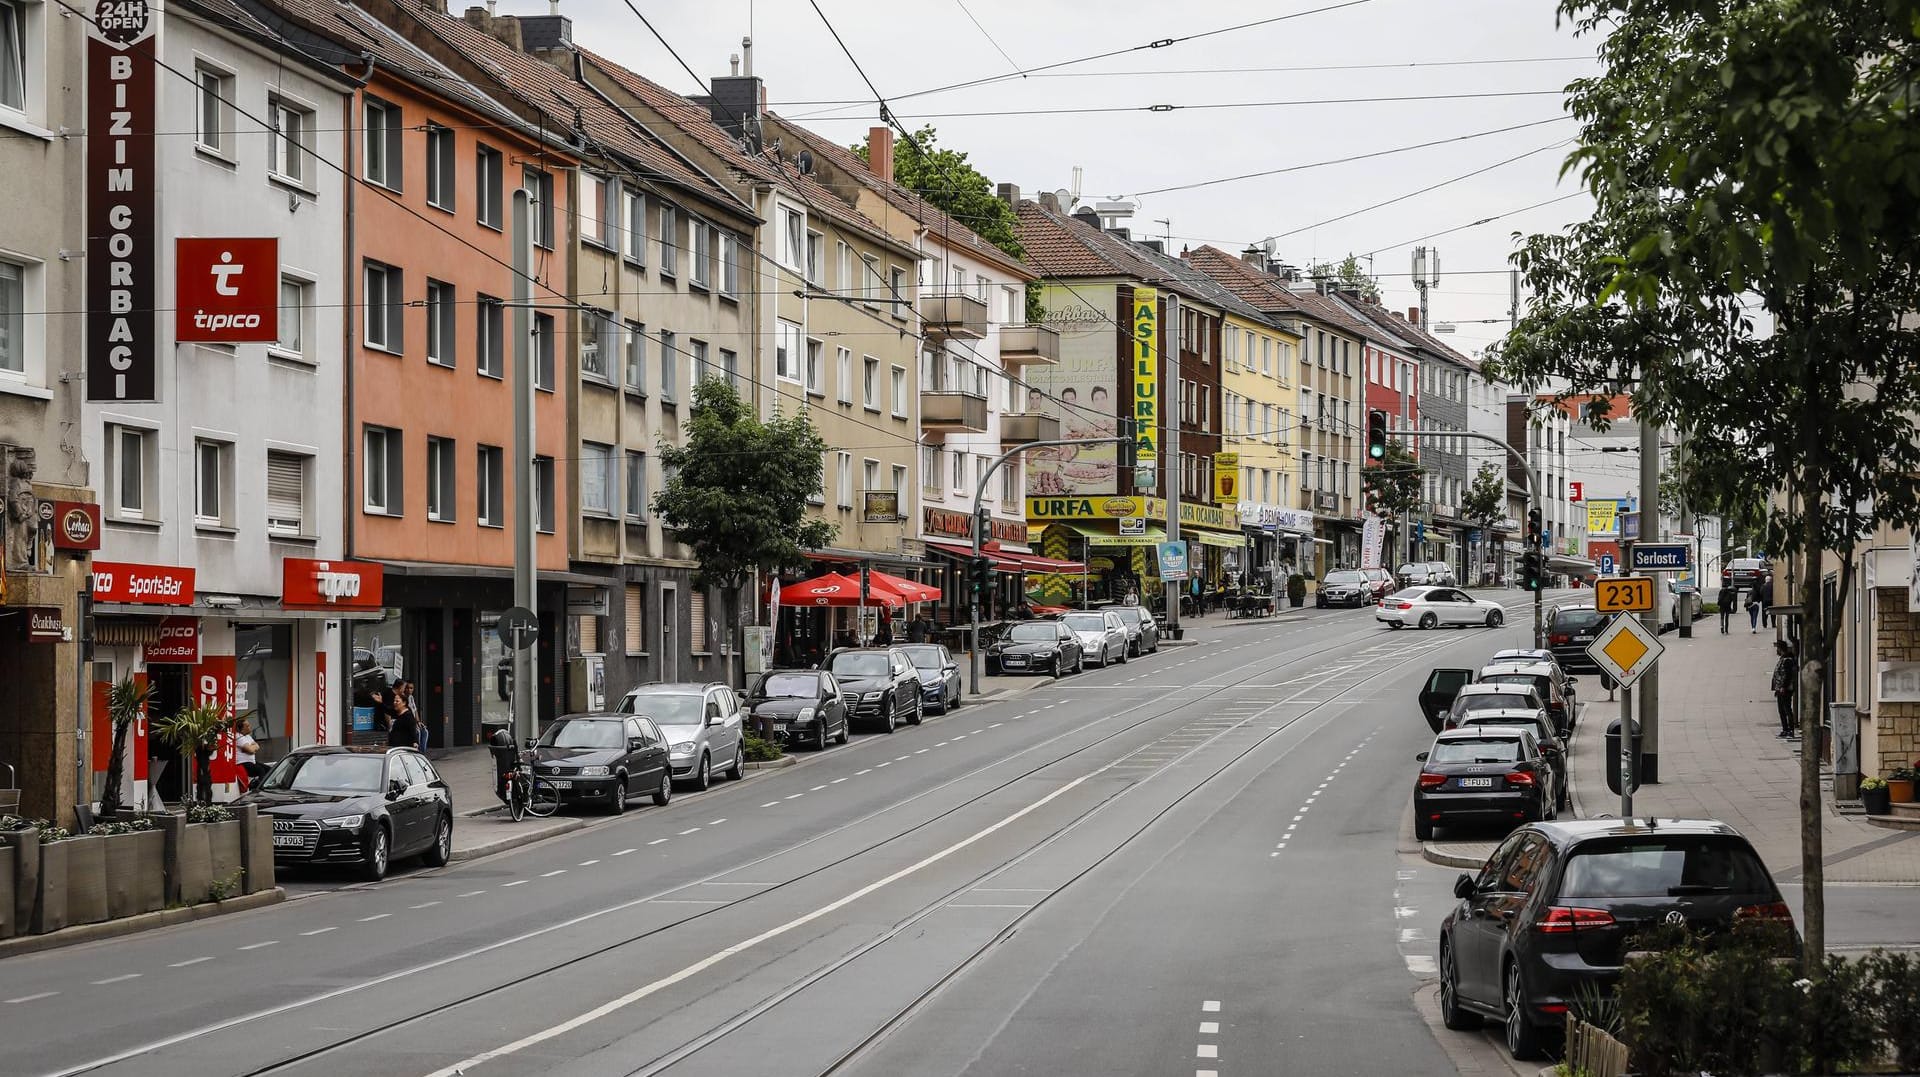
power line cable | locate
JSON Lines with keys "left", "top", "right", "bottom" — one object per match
{"left": 951, "top": 0, "right": 1023, "bottom": 77}
{"left": 1255, "top": 139, "right": 1574, "bottom": 245}
{"left": 788, "top": 89, "right": 1571, "bottom": 122}
{"left": 1361, "top": 192, "right": 1587, "bottom": 256}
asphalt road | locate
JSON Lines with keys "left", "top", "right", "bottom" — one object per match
{"left": 3, "top": 594, "right": 1556, "bottom": 1077}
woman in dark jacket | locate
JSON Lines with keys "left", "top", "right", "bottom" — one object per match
{"left": 386, "top": 682, "right": 419, "bottom": 748}
{"left": 1716, "top": 581, "right": 1737, "bottom": 634}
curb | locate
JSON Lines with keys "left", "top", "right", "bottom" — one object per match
{"left": 1421, "top": 843, "right": 1493, "bottom": 870}
{"left": 449, "top": 817, "right": 589, "bottom": 863}
{"left": 0, "top": 887, "right": 286, "bottom": 960}
{"left": 744, "top": 756, "right": 797, "bottom": 771}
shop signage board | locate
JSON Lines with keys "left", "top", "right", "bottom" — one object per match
{"left": 26, "top": 607, "right": 64, "bottom": 643}
{"left": 174, "top": 238, "right": 279, "bottom": 342}
{"left": 1118, "top": 516, "right": 1146, "bottom": 537}
{"left": 1586, "top": 499, "right": 1620, "bottom": 536}
{"left": 51, "top": 501, "right": 101, "bottom": 551}
{"left": 1132, "top": 287, "right": 1159, "bottom": 469}
{"left": 142, "top": 616, "right": 200, "bottom": 663}
{"left": 1156, "top": 541, "right": 1190, "bottom": 581}
{"left": 86, "top": 0, "right": 159, "bottom": 401}
{"left": 91, "top": 561, "right": 194, "bottom": 605}
{"left": 1586, "top": 613, "right": 1665, "bottom": 689}
{"left": 1213, "top": 452, "right": 1239, "bottom": 504}
{"left": 1360, "top": 514, "right": 1385, "bottom": 570}
{"left": 861, "top": 490, "right": 900, "bottom": 524}
{"left": 315, "top": 651, "right": 328, "bottom": 745}
{"left": 282, "top": 557, "right": 384, "bottom": 609}
{"left": 1026, "top": 496, "right": 1239, "bottom": 532}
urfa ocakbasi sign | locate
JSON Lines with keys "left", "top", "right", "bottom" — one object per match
{"left": 87, "top": 0, "right": 159, "bottom": 401}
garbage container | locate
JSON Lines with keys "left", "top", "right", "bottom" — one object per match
{"left": 1606, "top": 717, "right": 1641, "bottom": 796}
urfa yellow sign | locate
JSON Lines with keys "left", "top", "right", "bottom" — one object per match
{"left": 1132, "top": 287, "right": 1158, "bottom": 463}
{"left": 1027, "top": 496, "right": 1143, "bottom": 520}
{"left": 1213, "top": 452, "right": 1239, "bottom": 504}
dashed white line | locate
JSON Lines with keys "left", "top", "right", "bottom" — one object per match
{"left": 299, "top": 927, "right": 337, "bottom": 937}
{"left": 895, "top": 755, "right": 910, "bottom": 761}
{"left": 988, "top": 723, "right": 1003, "bottom": 728}
{"left": 238, "top": 940, "right": 279, "bottom": 950}
{"left": 830, "top": 778, "right": 848, "bottom": 784}
{"left": 708, "top": 819, "right": 726, "bottom": 826}
{"left": 761, "top": 802, "right": 780, "bottom": 808}
{"left": 580, "top": 859, "right": 600, "bottom": 867}
{"left": 1199, "top": 1021, "right": 1219, "bottom": 1034}
{"left": 914, "top": 749, "right": 930, "bottom": 755}
{"left": 458, "top": 890, "right": 487, "bottom": 898}
{"left": 855, "top": 769, "right": 872, "bottom": 776}
{"left": 541, "top": 870, "right": 568, "bottom": 878}
{"left": 6, "top": 992, "right": 58, "bottom": 1004}
{"left": 677, "top": 828, "right": 702, "bottom": 836}
{"left": 614, "top": 848, "right": 636, "bottom": 856}
{"left": 357, "top": 914, "right": 390, "bottom": 922}
{"left": 648, "top": 838, "right": 671, "bottom": 845}
{"left": 875, "top": 762, "right": 891, "bottom": 768}
{"left": 1202, "top": 1000, "right": 1221, "bottom": 1012}
{"left": 934, "top": 742, "right": 949, "bottom": 747}
{"left": 784, "top": 793, "right": 804, "bottom": 800}
{"left": 503, "top": 880, "right": 528, "bottom": 887}
{"left": 1197, "top": 1045, "right": 1219, "bottom": 1059}
{"left": 92, "top": 974, "right": 141, "bottom": 985}
{"left": 410, "top": 901, "right": 442, "bottom": 909}
{"left": 809, "top": 785, "right": 827, "bottom": 791}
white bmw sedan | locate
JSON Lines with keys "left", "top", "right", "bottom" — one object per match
{"left": 1375, "top": 586, "right": 1507, "bottom": 630}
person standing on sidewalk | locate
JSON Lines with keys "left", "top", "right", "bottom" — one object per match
{"left": 1773, "top": 639, "right": 1799, "bottom": 738}
{"left": 1755, "top": 574, "right": 1775, "bottom": 630}
{"left": 1717, "top": 580, "right": 1737, "bottom": 633}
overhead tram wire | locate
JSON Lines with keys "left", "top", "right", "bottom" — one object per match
{"left": 951, "top": 0, "right": 1023, "bottom": 78}
{"left": 786, "top": 89, "right": 1572, "bottom": 123}
{"left": 1361, "top": 192, "right": 1589, "bottom": 257}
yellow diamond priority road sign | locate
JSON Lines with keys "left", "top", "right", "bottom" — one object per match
{"left": 1586, "top": 612, "right": 1664, "bottom": 689}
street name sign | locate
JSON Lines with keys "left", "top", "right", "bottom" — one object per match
{"left": 1595, "top": 576, "right": 1655, "bottom": 613}
{"left": 1630, "top": 542, "right": 1692, "bottom": 572}
{"left": 1586, "top": 613, "right": 1665, "bottom": 689}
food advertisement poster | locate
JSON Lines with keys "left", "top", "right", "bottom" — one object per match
{"left": 1024, "top": 284, "right": 1118, "bottom": 497}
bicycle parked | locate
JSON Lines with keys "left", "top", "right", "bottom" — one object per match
{"left": 504, "top": 755, "right": 561, "bottom": 821}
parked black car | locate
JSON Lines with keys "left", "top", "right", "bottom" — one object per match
{"left": 1316, "top": 570, "right": 1375, "bottom": 608}
{"left": 1480, "top": 660, "right": 1576, "bottom": 737}
{"left": 1419, "top": 667, "right": 1477, "bottom": 733}
{"left": 826, "top": 648, "right": 922, "bottom": 732}
{"left": 986, "top": 620, "right": 1085, "bottom": 677}
{"left": 901, "top": 644, "right": 964, "bottom": 713}
{"left": 528, "top": 714, "right": 674, "bottom": 813}
{"left": 1413, "top": 728, "right": 1554, "bottom": 841}
{"left": 1438, "top": 819, "right": 1792, "bottom": 1060}
{"left": 1546, "top": 604, "right": 1606, "bottom": 673}
{"left": 748, "top": 669, "right": 849, "bottom": 750}
{"left": 238, "top": 746, "right": 451, "bottom": 881}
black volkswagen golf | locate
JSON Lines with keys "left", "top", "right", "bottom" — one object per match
{"left": 238, "top": 746, "right": 452, "bottom": 881}
{"left": 1437, "top": 819, "right": 1791, "bottom": 1060}
{"left": 529, "top": 714, "right": 674, "bottom": 813}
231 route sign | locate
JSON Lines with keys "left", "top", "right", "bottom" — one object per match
{"left": 1595, "top": 576, "right": 1655, "bottom": 613}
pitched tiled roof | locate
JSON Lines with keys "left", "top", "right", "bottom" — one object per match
{"left": 1185, "top": 245, "right": 1413, "bottom": 348}
{"left": 760, "top": 117, "right": 1032, "bottom": 280}
{"left": 1338, "top": 297, "right": 1481, "bottom": 371}
{"left": 1015, "top": 200, "right": 1221, "bottom": 305}
{"left": 575, "top": 50, "right": 908, "bottom": 253}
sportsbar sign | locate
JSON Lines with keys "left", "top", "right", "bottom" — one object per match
{"left": 86, "top": 0, "right": 158, "bottom": 402}
{"left": 92, "top": 561, "right": 195, "bottom": 605}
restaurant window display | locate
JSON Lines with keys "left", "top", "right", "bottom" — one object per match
{"left": 234, "top": 623, "right": 292, "bottom": 762}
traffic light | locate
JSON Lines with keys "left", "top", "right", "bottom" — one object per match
{"left": 1116, "top": 417, "right": 1137, "bottom": 471}
{"left": 1520, "top": 549, "right": 1545, "bottom": 592}
{"left": 971, "top": 557, "right": 995, "bottom": 595}
{"left": 1525, "top": 506, "right": 1543, "bottom": 547}
{"left": 1366, "top": 410, "right": 1389, "bottom": 460}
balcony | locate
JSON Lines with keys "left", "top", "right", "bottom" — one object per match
{"left": 1000, "top": 412, "right": 1061, "bottom": 445}
{"left": 998, "top": 324, "right": 1061, "bottom": 366}
{"left": 921, "top": 390, "right": 990, "bottom": 432}
{"left": 918, "top": 293, "right": 990, "bottom": 340}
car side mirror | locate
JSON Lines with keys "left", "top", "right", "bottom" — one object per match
{"left": 628, "top": 738, "right": 645, "bottom": 751}
{"left": 734, "top": 690, "right": 747, "bottom": 709}
{"left": 523, "top": 738, "right": 537, "bottom": 749}
{"left": 1415, "top": 751, "right": 1429, "bottom": 762}
{"left": 388, "top": 778, "right": 406, "bottom": 800}
{"left": 1453, "top": 874, "right": 1477, "bottom": 900}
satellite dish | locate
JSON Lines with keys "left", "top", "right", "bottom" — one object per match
{"left": 1261, "top": 237, "right": 1277, "bottom": 257}
{"left": 1052, "top": 188, "right": 1074, "bottom": 211}
{"left": 796, "top": 149, "right": 814, "bottom": 174}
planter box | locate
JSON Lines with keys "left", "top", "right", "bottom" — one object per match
{"left": 102, "top": 829, "right": 166, "bottom": 919}
{"left": 32, "top": 839, "right": 67, "bottom": 934}
{"left": 0, "top": 851, "right": 12, "bottom": 939}
{"left": 241, "top": 808, "right": 274, "bottom": 894}
{"left": 62, "top": 834, "right": 109, "bottom": 927}
{"left": 204, "top": 820, "right": 244, "bottom": 897}
{"left": 173, "top": 821, "right": 211, "bottom": 906}
{"left": 0, "top": 830, "right": 36, "bottom": 935}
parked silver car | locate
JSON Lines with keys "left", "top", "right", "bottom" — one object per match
{"left": 617, "top": 682, "right": 747, "bottom": 791}
{"left": 1061, "top": 609, "right": 1130, "bottom": 667}
{"left": 1112, "top": 606, "right": 1160, "bottom": 656}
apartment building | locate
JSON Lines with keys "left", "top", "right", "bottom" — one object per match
{"left": 1217, "top": 282, "right": 1308, "bottom": 585}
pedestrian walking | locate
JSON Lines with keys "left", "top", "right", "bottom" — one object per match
{"left": 401, "top": 681, "right": 429, "bottom": 752}
{"left": 1747, "top": 585, "right": 1763, "bottom": 633}
{"left": 907, "top": 612, "right": 931, "bottom": 644}
{"left": 1716, "top": 580, "right": 1737, "bottom": 634}
{"left": 1755, "top": 574, "right": 1775, "bottom": 628}
{"left": 1772, "top": 640, "right": 1799, "bottom": 738}
{"left": 386, "top": 682, "right": 419, "bottom": 748}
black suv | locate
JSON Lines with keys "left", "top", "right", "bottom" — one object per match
{"left": 1545, "top": 604, "right": 1606, "bottom": 673}
{"left": 1437, "top": 819, "right": 1791, "bottom": 1060}
{"left": 238, "top": 746, "right": 452, "bottom": 881}
{"left": 825, "top": 647, "right": 922, "bottom": 732}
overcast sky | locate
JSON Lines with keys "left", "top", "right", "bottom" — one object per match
{"left": 552, "top": 0, "right": 1601, "bottom": 353}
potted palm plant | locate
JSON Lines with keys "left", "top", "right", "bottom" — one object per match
{"left": 152, "top": 703, "right": 225, "bottom": 806}
{"left": 97, "top": 676, "right": 154, "bottom": 819}
{"left": 1888, "top": 767, "right": 1916, "bottom": 804}
{"left": 1862, "top": 776, "right": 1893, "bottom": 816}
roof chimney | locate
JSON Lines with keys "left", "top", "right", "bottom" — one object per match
{"left": 1241, "top": 245, "right": 1264, "bottom": 265}
{"left": 1037, "top": 191, "right": 1058, "bottom": 212}
{"left": 1071, "top": 206, "right": 1101, "bottom": 231}
{"left": 1407, "top": 307, "right": 1420, "bottom": 326}
{"left": 517, "top": 1, "right": 571, "bottom": 53}
{"left": 866, "top": 126, "right": 894, "bottom": 184}
{"left": 997, "top": 182, "right": 1020, "bottom": 208}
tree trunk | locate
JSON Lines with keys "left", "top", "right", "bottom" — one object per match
{"left": 1798, "top": 472, "right": 1827, "bottom": 967}
{"left": 97, "top": 719, "right": 132, "bottom": 818}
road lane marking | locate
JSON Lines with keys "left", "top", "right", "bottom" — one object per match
{"left": 410, "top": 901, "right": 442, "bottom": 909}
{"left": 418, "top": 771, "right": 1097, "bottom": 1077}
{"left": 92, "top": 974, "right": 141, "bottom": 985}
{"left": 580, "top": 860, "right": 600, "bottom": 866}
{"left": 458, "top": 891, "right": 486, "bottom": 897}
{"left": 238, "top": 940, "right": 279, "bottom": 950}
{"left": 784, "top": 794, "right": 804, "bottom": 800}
{"left": 915, "top": 749, "right": 929, "bottom": 754}
{"left": 1197, "top": 1045, "right": 1218, "bottom": 1059}
{"left": 895, "top": 755, "right": 910, "bottom": 760}
{"left": 541, "top": 870, "right": 568, "bottom": 877}
{"left": 945, "top": 903, "right": 1035, "bottom": 908}
{"left": 614, "top": 848, "right": 636, "bottom": 856}
{"left": 1199, "top": 1021, "right": 1219, "bottom": 1034}
{"left": 875, "top": 762, "right": 891, "bottom": 767}
{"left": 503, "top": 880, "right": 528, "bottom": 887}
{"left": 708, "top": 819, "right": 726, "bottom": 826}
{"left": 856, "top": 769, "right": 872, "bottom": 775}
{"left": 7, "top": 992, "right": 58, "bottom": 1003}
{"left": 830, "top": 778, "right": 848, "bottom": 784}
{"left": 1203, "top": 1000, "right": 1221, "bottom": 1012}
{"left": 761, "top": 802, "right": 780, "bottom": 807}
{"left": 677, "top": 828, "right": 702, "bottom": 836}
{"left": 358, "top": 914, "right": 390, "bottom": 922}
{"left": 298, "top": 927, "right": 337, "bottom": 937}
{"left": 1406, "top": 955, "right": 1438, "bottom": 976}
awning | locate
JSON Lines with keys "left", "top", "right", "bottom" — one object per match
{"left": 1065, "top": 523, "right": 1166, "bottom": 548}
{"left": 1188, "top": 531, "right": 1244, "bottom": 550}
{"left": 926, "top": 541, "right": 1084, "bottom": 575}
{"left": 1001, "top": 551, "right": 1088, "bottom": 574}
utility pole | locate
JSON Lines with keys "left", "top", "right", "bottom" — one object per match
{"left": 1165, "top": 294, "right": 1184, "bottom": 636}
{"left": 511, "top": 189, "right": 538, "bottom": 746}
{"left": 1637, "top": 399, "right": 1662, "bottom": 783}
{"left": 1399, "top": 365, "right": 1411, "bottom": 568}
{"left": 1676, "top": 426, "right": 1695, "bottom": 639}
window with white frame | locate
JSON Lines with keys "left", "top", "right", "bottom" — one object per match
{"left": 534, "top": 311, "right": 555, "bottom": 390}
{"left": 862, "top": 356, "right": 879, "bottom": 410}
{"left": 861, "top": 255, "right": 879, "bottom": 302}
{"left": 863, "top": 459, "right": 880, "bottom": 507}
{"left": 426, "top": 435, "right": 455, "bottom": 522}
{"left": 659, "top": 205, "right": 678, "bottom": 276}
{"left": 951, "top": 449, "right": 965, "bottom": 492}
{"left": 599, "top": 175, "right": 619, "bottom": 248}
{"left": 805, "top": 230, "right": 823, "bottom": 284}
{"left": 425, "top": 123, "right": 455, "bottom": 210}
{"left": 274, "top": 277, "right": 309, "bottom": 359}
{"left": 196, "top": 64, "right": 233, "bottom": 156}
{"left": 836, "top": 347, "right": 852, "bottom": 404}
{"left": 892, "top": 464, "right": 907, "bottom": 510}
{"left": 775, "top": 319, "right": 803, "bottom": 382}
{"left": 623, "top": 189, "right": 646, "bottom": 263}
{"left": 782, "top": 208, "right": 804, "bottom": 270}
{"left": 835, "top": 451, "right": 852, "bottom": 508}
{"left": 363, "top": 97, "right": 401, "bottom": 188}
{"left": 804, "top": 339, "right": 822, "bottom": 394}
{"left": 426, "top": 279, "right": 456, "bottom": 367}
{"left": 721, "top": 234, "right": 740, "bottom": 297}
{"left": 475, "top": 445, "right": 503, "bottom": 526}
{"left": 476, "top": 144, "right": 503, "bottom": 229}
{"left": 581, "top": 307, "right": 614, "bottom": 383}
{"left": 523, "top": 166, "right": 554, "bottom": 248}
{"left": 1000, "top": 461, "right": 1017, "bottom": 505}
{"left": 625, "top": 450, "right": 647, "bottom": 521}
{"left": 691, "top": 221, "right": 712, "bottom": 287}
{"left": 690, "top": 338, "right": 708, "bottom": 383}
{"left": 580, "top": 441, "right": 614, "bottom": 517}
{"left": 658, "top": 329, "right": 677, "bottom": 401}
{"left": 363, "top": 261, "right": 403, "bottom": 353}
{"left": 0, "top": 255, "right": 31, "bottom": 382}
{"left": 193, "top": 439, "right": 229, "bottom": 526}
{"left": 836, "top": 242, "right": 852, "bottom": 292}
{"left": 719, "top": 348, "right": 737, "bottom": 389}
{"left": 623, "top": 319, "right": 645, "bottom": 391}
{"left": 891, "top": 366, "right": 907, "bottom": 417}
{"left": 363, "top": 425, "right": 402, "bottom": 515}
{"left": 532, "top": 455, "right": 555, "bottom": 533}
{"left": 921, "top": 444, "right": 940, "bottom": 492}
{"left": 889, "top": 266, "right": 907, "bottom": 319}
{"left": 0, "top": 0, "right": 34, "bottom": 119}
{"left": 265, "top": 451, "right": 308, "bottom": 536}
{"left": 267, "top": 97, "right": 311, "bottom": 185}
{"left": 476, "top": 294, "right": 503, "bottom": 378}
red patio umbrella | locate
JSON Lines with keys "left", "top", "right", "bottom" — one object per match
{"left": 870, "top": 569, "right": 941, "bottom": 604}
{"left": 777, "top": 571, "right": 905, "bottom": 608}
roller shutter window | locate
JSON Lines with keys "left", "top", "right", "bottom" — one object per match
{"left": 689, "top": 591, "right": 708, "bottom": 653}
{"left": 625, "top": 584, "right": 644, "bottom": 655}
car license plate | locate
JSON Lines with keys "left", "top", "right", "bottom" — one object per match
{"left": 550, "top": 780, "right": 572, "bottom": 789}
{"left": 273, "top": 834, "right": 305, "bottom": 847}
{"left": 1574, "top": 633, "right": 1594, "bottom": 642}
{"left": 1004, "top": 657, "right": 1026, "bottom": 666}
{"left": 775, "top": 721, "right": 789, "bottom": 732}
{"left": 1458, "top": 777, "right": 1493, "bottom": 788}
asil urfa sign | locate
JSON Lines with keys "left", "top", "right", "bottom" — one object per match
{"left": 1132, "top": 287, "right": 1158, "bottom": 476}
{"left": 86, "top": 0, "right": 159, "bottom": 401}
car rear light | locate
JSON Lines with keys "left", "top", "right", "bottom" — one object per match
{"left": 1417, "top": 773, "right": 1446, "bottom": 788}
{"left": 1535, "top": 906, "right": 1615, "bottom": 933}
{"left": 1506, "top": 769, "right": 1535, "bottom": 787}
{"left": 1736, "top": 901, "right": 1794, "bottom": 924}
{"left": 1549, "top": 634, "right": 1570, "bottom": 645}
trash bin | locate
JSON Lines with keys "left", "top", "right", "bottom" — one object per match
{"left": 1606, "top": 717, "right": 1641, "bottom": 796}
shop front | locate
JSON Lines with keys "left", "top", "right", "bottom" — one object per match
{"left": 1025, "top": 495, "right": 1245, "bottom": 611}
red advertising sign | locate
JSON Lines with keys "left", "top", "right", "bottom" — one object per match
{"left": 86, "top": 1, "right": 158, "bottom": 402}
{"left": 174, "top": 237, "right": 280, "bottom": 343}
{"left": 143, "top": 616, "right": 200, "bottom": 664}
{"left": 315, "top": 650, "right": 328, "bottom": 745}
{"left": 91, "top": 560, "right": 194, "bottom": 605}
{"left": 51, "top": 501, "right": 101, "bottom": 551}
{"left": 281, "top": 557, "right": 384, "bottom": 610}
{"left": 194, "top": 654, "right": 242, "bottom": 787}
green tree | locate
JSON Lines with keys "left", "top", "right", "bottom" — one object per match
{"left": 1488, "top": 0, "right": 1920, "bottom": 965}
{"left": 1461, "top": 463, "right": 1507, "bottom": 534}
{"left": 1307, "top": 254, "right": 1381, "bottom": 302}
{"left": 1363, "top": 442, "right": 1425, "bottom": 562}
{"left": 654, "top": 378, "right": 837, "bottom": 689}
{"left": 854, "top": 125, "right": 1044, "bottom": 322}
